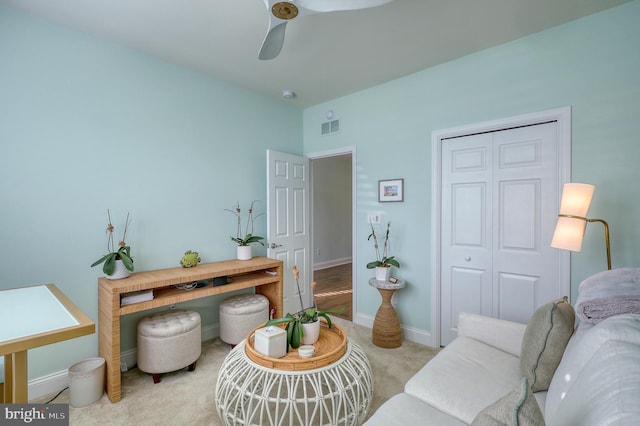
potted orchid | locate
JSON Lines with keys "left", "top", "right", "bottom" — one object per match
{"left": 265, "top": 266, "right": 343, "bottom": 350}
{"left": 225, "top": 200, "right": 264, "bottom": 260}
{"left": 91, "top": 210, "right": 134, "bottom": 279}
{"left": 366, "top": 221, "right": 400, "bottom": 281}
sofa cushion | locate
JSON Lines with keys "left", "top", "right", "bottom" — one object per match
{"left": 363, "top": 393, "right": 467, "bottom": 426}
{"left": 458, "top": 312, "right": 527, "bottom": 358}
{"left": 405, "top": 336, "right": 522, "bottom": 424}
{"left": 471, "top": 378, "right": 545, "bottom": 426}
{"left": 520, "top": 296, "right": 575, "bottom": 392}
{"left": 545, "top": 313, "right": 640, "bottom": 421}
{"left": 545, "top": 340, "right": 640, "bottom": 426}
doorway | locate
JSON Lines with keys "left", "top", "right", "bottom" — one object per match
{"left": 310, "top": 152, "right": 354, "bottom": 321}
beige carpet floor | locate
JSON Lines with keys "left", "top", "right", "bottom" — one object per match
{"left": 36, "top": 318, "right": 439, "bottom": 425}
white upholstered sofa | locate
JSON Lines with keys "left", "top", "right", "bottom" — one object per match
{"left": 365, "top": 268, "right": 640, "bottom": 425}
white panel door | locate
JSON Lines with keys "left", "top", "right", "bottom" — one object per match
{"left": 266, "top": 150, "right": 311, "bottom": 316}
{"left": 441, "top": 133, "right": 494, "bottom": 344}
{"left": 440, "top": 122, "right": 561, "bottom": 345}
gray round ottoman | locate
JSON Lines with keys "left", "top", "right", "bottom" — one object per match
{"left": 219, "top": 294, "right": 269, "bottom": 346}
{"left": 137, "top": 309, "right": 201, "bottom": 383}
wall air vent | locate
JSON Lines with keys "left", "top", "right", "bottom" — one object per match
{"left": 321, "top": 119, "right": 340, "bottom": 136}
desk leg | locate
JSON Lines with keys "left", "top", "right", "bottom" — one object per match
{"left": 372, "top": 289, "right": 402, "bottom": 348}
{"left": 3, "top": 354, "right": 12, "bottom": 403}
{"left": 4, "top": 352, "right": 28, "bottom": 403}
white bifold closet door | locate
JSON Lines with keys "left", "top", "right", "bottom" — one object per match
{"left": 440, "top": 122, "right": 563, "bottom": 345}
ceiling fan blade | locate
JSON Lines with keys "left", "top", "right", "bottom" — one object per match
{"left": 259, "top": 21, "right": 287, "bottom": 60}
{"left": 259, "top": 0, "right": 385, "bottom": 59}
{"left": 297, "top": 0, "right": 393, "bottom": 13}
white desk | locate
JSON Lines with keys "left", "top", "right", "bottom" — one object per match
{"left": 0, "top": 284, "right": 95, "bottom": 403}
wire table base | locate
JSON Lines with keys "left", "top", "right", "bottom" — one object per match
{"left": 215, "top": 340, "right": 373, "bottom": 425}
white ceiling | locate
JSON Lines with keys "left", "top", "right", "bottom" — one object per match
{"left": 2, "top": 0, "right": 630, "bottom": 108}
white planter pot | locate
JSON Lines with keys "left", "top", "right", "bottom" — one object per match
{"left": 375, "top": 266, "right": 391, "bottom": 281}
{"left": 237, "top": 245, "right": 252, "bottom": 260}
{"left": 106, "top": 259, "right": 130, "bottom": 280}
{"left": 301, "top": 320, "right": 321, "bottom": 345}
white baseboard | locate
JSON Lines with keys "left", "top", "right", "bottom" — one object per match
{"left": 402, "top": 324, "right": 433, "bottom": 347}
{"left": 353, "top": 312, "right": 375, "bottom": 330}
{"left": 26, "top": 323, "right": 222, "bottom": 402}
{"left": 313, "top": 257, "right": 352, "bottom": 270}
{"left": 28, "top": 370, "right": 70, "bottom": 402}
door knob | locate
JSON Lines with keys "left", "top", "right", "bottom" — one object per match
{"left": 465, "top": 256, "right": 471, "bottom": 261}
{"left": 270, "top": 243, "right": 283, "bottom": 249}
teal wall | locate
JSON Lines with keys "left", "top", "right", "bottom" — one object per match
{"left": 303, "top": 1, "right": 640, "bottom": 334}
{"left": 2, "top": 0, "right": 639, "bottom": 383}
{"left": 0, "top": 4, "right": 301, "bottom": 379}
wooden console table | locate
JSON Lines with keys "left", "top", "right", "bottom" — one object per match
{"left": 98, "top": 256, "right": 283, "bottom": 402}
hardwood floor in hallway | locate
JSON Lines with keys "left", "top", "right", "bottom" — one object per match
{"left": 313, "top": 263, "right": 352, "bottom": 321}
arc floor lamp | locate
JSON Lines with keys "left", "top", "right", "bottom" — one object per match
{"left": 551, "top": 183, "right": 612, "bottom": 270}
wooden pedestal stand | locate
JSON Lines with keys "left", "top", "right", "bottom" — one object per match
{"left": 369, "top": 278, "right": 405, "bottom": 348}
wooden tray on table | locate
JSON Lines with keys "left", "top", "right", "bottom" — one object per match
{"left": 245, "top": 322, "right": 347, "bottom": 371}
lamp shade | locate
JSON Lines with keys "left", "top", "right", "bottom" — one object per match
{"left": 558, "top": 183, "right": 595, "bottom": 217}
{"left": 551, "top": 216, "right": 587, "bottom": 252}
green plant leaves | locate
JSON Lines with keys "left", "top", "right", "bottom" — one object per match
{"left": 91, "top": 245, "right": 134, "bottom": 275}
{"left": 366, "top": 256, "right": 400, "bottom": 269}
{"left": 102, "top": 253, "right": 117, "bottom": 275}
{"left": 230, "top": 233, "right": 265, "bottom": 246}
{"left": 382, "top": 256, "right": 400, "bottom": 268}
{"left": 290, "top": 320, "right": 301, "bottom": 349}
{"left": 118, "top": 249, "right": 134, "bottom": 272}
{"left": 265, "top": 307, "right": 344, "bottom": 350}
{"left": 91, "top": 253, "right": 114, "bottom": 268}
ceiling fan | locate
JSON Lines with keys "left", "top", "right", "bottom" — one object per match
{"left": 258, "top": 0, "right": 393, "bottom": 60}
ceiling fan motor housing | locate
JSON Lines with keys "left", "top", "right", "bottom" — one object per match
{"left": 272, "top": 2, "right": 299, "bottom": 20}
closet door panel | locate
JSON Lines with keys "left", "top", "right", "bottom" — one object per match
{"left": 440, "top": 122, "right": 562, "bottom": 345}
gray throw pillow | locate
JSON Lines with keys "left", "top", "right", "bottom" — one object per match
{"left": 520, "top": 296, "right": 575, "bottom": 392}
{"left": 471, "top": 378, "right": 545, "bottom": 426}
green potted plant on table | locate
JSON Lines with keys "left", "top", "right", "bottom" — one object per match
{"left": 225, "top": 200, "right": 265, "bottom": 260}
{"left": 366, "top": 221, "right": 400, "bottom": 281}
{"left": 265, "top": 266, "right": 343, "bottom": 350}
{"left": 91, "top": 210, "right": 133, "bottom": 280}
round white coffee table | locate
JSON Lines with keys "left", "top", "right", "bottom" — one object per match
{"left": 215, "top": 337, "right": 373, "bottom": 425}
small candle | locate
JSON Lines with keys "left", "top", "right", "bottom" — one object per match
{"left": 298, "top": 345, "right": 315, "bottom": 358}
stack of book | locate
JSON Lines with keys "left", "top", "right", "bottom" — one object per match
{"left": 121, "top": 289, "right": 154, "bottom": 306}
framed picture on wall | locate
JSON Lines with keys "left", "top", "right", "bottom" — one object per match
{"left": 378, "top": 178, "right": 404, "bottom": 202}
